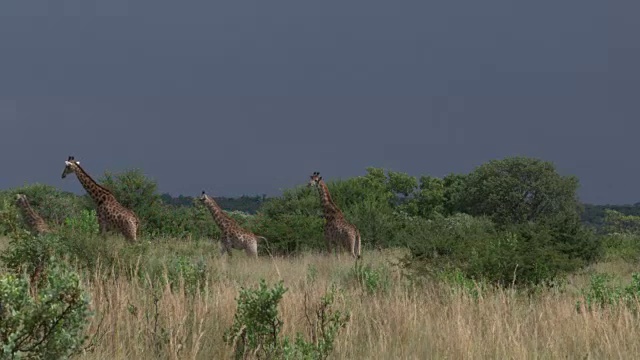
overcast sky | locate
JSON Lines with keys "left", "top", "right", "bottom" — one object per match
{"left": 0, "top": 1, "right": 631, "bottom": 204}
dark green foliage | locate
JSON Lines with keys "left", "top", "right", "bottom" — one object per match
{"left": 600, "top": 233, "right": 640, "bottom": 263}
{"left": 0, "top": 257, "right": 91, "bottom": 359}
{"left": 582, "top": 203, "right": 640, "bottom": 231}
{"left": 252, "top": 187, "right": 324, "bottom": 254}
{"left": 400, "top": 214, "right": 596, "bottom": 287}
{"left": 398, "top": 157, "right": 600, "bottom": 287}
{"left": 0, "top": 233, "right": 62, "bottom": 282}
{"left": 461, "top": 157, "right": 581, "bottom": 227}
{"left": 0, "top": 184, "right": 89, "bottom": 232}
{"left": 602, "top": 209, "right": 640, "bottom": 234}
{"left": 98, "top": 169, "right": 223, "bottom": 239}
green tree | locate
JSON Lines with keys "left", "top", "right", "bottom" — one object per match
{"left": 100, "top": 168, "right": 161, "bottom": 218}
{"left": 462, "top": 157, "right": 581, "bottom": 226}
{"left": 407, "top": 176, "right": 445, "bottom": 218}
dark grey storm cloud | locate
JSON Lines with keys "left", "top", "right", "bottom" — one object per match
{"left": 0, "top": 0, "right": 631, "bottom": 204}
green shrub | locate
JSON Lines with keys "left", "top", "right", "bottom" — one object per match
{"left": 63, "top": 209, "right": 100, "bottom": 236}
{"left": 165, "top": 255, "right": 208, "bottom": 294}
{"left": 348, "top": 261, "right": 391, "bottom": 295}
{"left": 401, "top": 214, "right": 592, "bottom": 287}
{"left": 0, "top": 257, "right": 92, "bottom": 359}
{"left": 253, "top": 187, "right": 324, "bottom": 254}
{"left": 224, "top": 279, "right": 288, "bottom": 359}
{"left": 224, "top": 280, "right": 350, "bottom": 360}
{"left": 576, "top": 272, "right": 640, "bottom": 313}
{"left": 0, "top": 196, "right": 23, "bottom": 236}
{"left": 0, "top": 234, "right": 64, "bottom": 280}
{"left": 0, "top": 183, "right": 90, "bottom": 228}
{"left": 601, "top": 233, "right": 640, "bottom": 262}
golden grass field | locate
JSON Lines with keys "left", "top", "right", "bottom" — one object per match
{"left": 2, "top": 236, "right": 640, "bottom": 359}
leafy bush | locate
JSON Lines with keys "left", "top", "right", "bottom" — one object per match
{"left": 63, "top": 209, "right": 100, "bottom": 236}
{"left": 461, "top": 157, "right": 581, "bottom": 227}
{"left": 401, "top": 214, "right": 593, "bottom": 287}
{"left": 224, "top": 279, "right": 350, "bottom": 360}
{"left": 253, "top": 187, "right": 324, "bottom": 254}
{"left": 224, "top": 279, "right": 288, "bottom": 359}
{"left": 348, "top": 261, "right": 391, "bottom": 295}
{"left": 0, "top": 257, "right": 91, "bottom": 359}
{"left": 601, "top": 233, "right": 640, "bottom": 262}
{"left": 165, "top": 255, "right": 208, "bottom": 294}
{"left": 576, "top": 272, "right": 640, "bottom": 312}
{"left": 0, "top": 183, "right": 89, "bottom": 228}
{"left": 0, "top": 196, "right": 23, "bottom": 236}
{"left": 0, "top": 234, "right": 64, "bottom": 282}
{"left": 283, "top": 285, "right": 350, "bottom": 360}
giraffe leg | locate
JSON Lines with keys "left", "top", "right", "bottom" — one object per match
{"left": 349, "top": 236, "right": 357, "bottom": 259}
{"left": 97, "top": 211, "right": 109, "bottom": 238}
{"left": 220, "top": 238, "right": 232, "bottom": 257}
{"left": 245, "top": 240, "right": 258, "bottom": 258}
{"left": 122, "top": 218, "right": 138, "bottom": 243}
{"left": 325, "top": 239, "right": 333, "bottom": 257}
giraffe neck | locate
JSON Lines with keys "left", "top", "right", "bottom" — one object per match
{"left": 73, "top": 165, "right": 113, "bottom": 204}
{"left": 317, "top": 181, "right": 342, "bottom": 219}
{"left": 202, "top": 195, "right": 235, "bottom": 230}
{"left": 17, "top": 199, "right": 43, "bottom": 225}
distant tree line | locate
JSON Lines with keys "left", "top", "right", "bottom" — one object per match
{"left": 159, "top": 193, "right": 266, "bottom": 214}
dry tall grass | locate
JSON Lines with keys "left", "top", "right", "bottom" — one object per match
{"left": 3, "top": 236, "right": 640, "bottom": 359}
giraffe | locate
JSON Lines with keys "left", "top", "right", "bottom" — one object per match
{"left": 15, "top": 194, "right": 51, "bottom": 235}
{"left": 199, "top": 191, "right": 264, "bottom": 257}
{"left": 308, "top": 172, "right": 361, "bottom": 259}
{"left": 61, "top": 156, "right": 139, "bottom": 242}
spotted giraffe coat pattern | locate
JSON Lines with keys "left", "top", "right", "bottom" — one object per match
{"left": 61, "top": 156, "right": 139, "bottom": 242}
{"left": 308, "top": 172, "right": 361, "bottom": 259}
{"left": 199, "top": 191, "right": 264, "bottom": 257}
{"left": 15, "top": 194, "right": 51, "bottom": 235}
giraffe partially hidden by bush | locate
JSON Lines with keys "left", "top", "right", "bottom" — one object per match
{"left": 308, "top": 171, "right": 361, "bottom": 259}
{"left": 199, "top": 191, "right": 264, "bottom": 257}
{"left": 61, "top": 156, "right": 139, "bottom": 242}
{"left": 15, "top": 194, "right": 51, "bottom": 235}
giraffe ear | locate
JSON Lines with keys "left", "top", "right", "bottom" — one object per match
{"left": 319, "top": 176, "right": 322, "bottom": 180}
{"left": 76, "top": 161, "right": 80, "bottom": 165}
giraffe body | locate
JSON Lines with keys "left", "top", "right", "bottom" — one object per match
{"left": 61, "top": 156, "right": 139, "bottom": 242}
{"left": 15, "top": 194, "right": 51, "bottom": 235}
{"left": 309, "top": 172, "right": 361, "bottom": 259}
{"left": 199, "top": 191, "right": 262, "bottom": 257}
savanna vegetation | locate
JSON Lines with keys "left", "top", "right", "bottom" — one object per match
{"left": 2, "top": 156, "right": 640, "bottom": 359}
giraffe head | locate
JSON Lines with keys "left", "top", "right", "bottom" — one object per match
{"left": 15, "top": 193, "right": 28, "bottom": 206}
{"left": 199, "top": 190, "right": 208, "bottom": 202}
{"left": 308, "top": 171, "right": 322, "bottom": 188}
{"left": 61, "top": 156, "right": 81, "bottom": 179}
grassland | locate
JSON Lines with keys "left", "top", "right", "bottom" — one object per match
{"left": 2, "top": 235, "right": 640, "bottom": 359}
